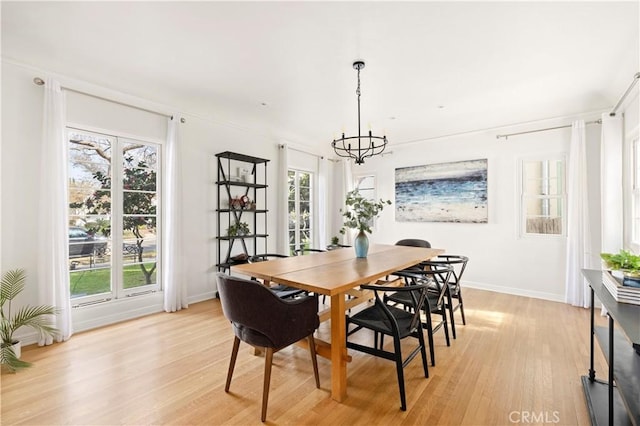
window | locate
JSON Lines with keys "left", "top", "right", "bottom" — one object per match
{"left": 520, "top": 157, "right": 565, "bottom": 236}
{"left": 631, "top": 137, "right": 640, "bottom": 245}
{"left": 68, "top": 128, "right": 160, "bottom": 305}
{"left": 288, "top": 170, "right": 312, "bottom": 255}
{"left": 354, "top": 174, "right": 377, "bottom": 229}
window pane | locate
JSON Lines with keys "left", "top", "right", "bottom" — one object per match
{"left": 123, "top": 263, "right": 157, "bottom": 289}
{"left": 522, "top": 158, "right": 564, "bottom": 236}
{"left": 68, "top": 128, "right": 161, "bottom": 304}
{"left": 70, "top": 267, "right": 111, "bottom": 298}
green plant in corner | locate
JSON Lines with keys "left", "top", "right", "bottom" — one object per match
{"left": 1, "top": 269, "right": 58, "bottom": 372}
{"left": 601, "top": 249, "right": 640, "bottom": 277}
{"left": 340, "top": 189, "right": 392, "bottom": 234}
{"left": 227, "top": 222, "right": 250, "bottom": 237}
{"left": 331, "top": 236, "right": 340, "bottom": 246}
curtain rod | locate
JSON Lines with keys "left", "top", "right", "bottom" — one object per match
{"left": 610, "top": 71, "right": 640, "bottom": 116}
{"left": 32, "top": 76, "right": 181, "bottom": 121}
{"left": 279, "top": 143, "right": 339, "bottom": 162}
{"left": 496, "top": 119, "right": 602, "bottom": 140}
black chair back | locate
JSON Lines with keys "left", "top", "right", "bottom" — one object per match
{"left": 395, "top": 239, "right": 431, "bottom": 248}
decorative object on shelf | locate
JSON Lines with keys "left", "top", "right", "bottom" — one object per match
{"left": 240, "top": 195, "right": 251, "bottom": 209}
{"left": 602, "top": 270, "right": 640, "bottom": 305}
{"left": 227, "top": 222, "right": 250, "bottom": 237}
{"left": 601, "top": 249, "right": 640, "bottom": 288}
{"left": 229, "top": 196, "right": 243, "bottom": 209}
{"left": 1, "top": 268, "right": 59, "bottom": 372}
{"left": 340, "top": 189, "right": 391, "bottom": 258}
{"left": 331, "top": 60, "right": 387, "bottom": 165}
{"left": 238, "top": 167, "right": 250, "bottom": 182}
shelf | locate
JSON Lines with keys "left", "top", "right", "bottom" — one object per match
{"left": 216, "top": 151, "right": 269, "bottom": 273}
{"left": 582, "top": 269, "right": 640, "bottom": 426}
{"left": 581, "top": 376, "right": 633, "bottom": 426}
{"left": 215, "top": 151, "right": 270, "bottom": 164}
{"left": 216, "top": 180, "right": 268, "bottom": 189}
{"left": 594, "top": 327, "right": 640, "bottom": 425}
{"left": 218, "top": 234, "right": 268, "bottom": 240}
{"left": 583, "top": 270, "right": 640, "bottom": 343}
{"left": 217, "top": 209, "right": 268, "bottom": 214}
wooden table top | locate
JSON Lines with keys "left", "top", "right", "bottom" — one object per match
{"left": 232, "top": 244, "right": 445, "bottom": 296}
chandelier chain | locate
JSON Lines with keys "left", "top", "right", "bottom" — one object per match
{"left": 331, "top": 60, "right": 387, "bottom": 165}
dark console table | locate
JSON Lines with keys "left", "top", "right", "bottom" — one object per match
{"left": 582, "top": 269, "right": 640, "bottom": 426}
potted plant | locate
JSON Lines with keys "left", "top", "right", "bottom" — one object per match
{"left": 600, "top": 249, "right": 640, "bottom": 288}
{"left": 1, "top": 268, "right": 59, "bottom": 372}
{"left": 227, "top": 222, "right": 250, "bottom": 237}
{"left": 340, "top": 189, "right": 391, "bottom": 258}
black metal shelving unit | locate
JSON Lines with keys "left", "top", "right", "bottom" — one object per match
{"left": 582, "top": 269, "right": 640, "bottom": 426}
{"left": 215, "top": 151, "right": 269, "bottom": 272}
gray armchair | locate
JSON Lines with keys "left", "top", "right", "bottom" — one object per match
{"left": 216, "top": 273, "right": 320, "bottom": 422}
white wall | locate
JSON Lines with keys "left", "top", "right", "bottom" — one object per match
{"left": 1, "top": 57, "right": 629, "bottom": 337}
{"left": 1, "top": 60, "right": 282, "bottom": 335}
{"left": 350, "top": 119, "right": 602, "bottom": 302}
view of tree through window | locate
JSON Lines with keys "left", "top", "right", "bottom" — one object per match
{"left": 68, "top": 129, "right": 160, "bottom": 303}
{"left": 288, "top": 170, "right": 312, "bottom": 255}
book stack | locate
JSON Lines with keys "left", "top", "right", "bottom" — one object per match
{"left": 602, "top": 270, "right": 640, "bottom": 305}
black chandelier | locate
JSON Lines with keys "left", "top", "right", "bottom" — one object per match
{"left": 331, "top": 60, "right": 387, "bottom": 165}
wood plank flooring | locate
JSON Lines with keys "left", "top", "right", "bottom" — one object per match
{"left": 1, "top": 288, "right": 609, "bottom": 425}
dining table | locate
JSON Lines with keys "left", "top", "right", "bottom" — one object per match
{"left": 231, "top": 243, "right": 445, "bottom": 402}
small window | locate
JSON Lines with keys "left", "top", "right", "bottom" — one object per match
{"left": 354, "top": 174, "right": 377, "bottom": 230}
{"left": 520, "top": 158, "right": 565, "bottom": 236}
{"left": 631, "top": 137, "right": 640, "bottom": 245}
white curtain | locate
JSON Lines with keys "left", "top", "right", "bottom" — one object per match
{"left": 317, "top": 156, "right": 328, "bottom": 249}
{"left": 163, "top": 116, "right": 188, "bottom": 312}
{"left": 341, "top": 159, "right": 354, "bottom": 245}
{"left": 38, "top": 78, "right": 73, "bottom": 344}
{"left": 277, "top": 144, "right": 289, "bottom": 254}
{"left": 565, "top": 120, "right": 592, "bottom": 308}
{"left": 600, "top": 114, "right": 623, "bottom": 316}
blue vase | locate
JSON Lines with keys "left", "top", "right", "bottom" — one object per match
{"left": 354, "top": 231, "right": 369, "bottom": 258}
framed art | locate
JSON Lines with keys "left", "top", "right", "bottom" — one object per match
{"left": 395, "top": 158, "right": 488, "bottom": 223}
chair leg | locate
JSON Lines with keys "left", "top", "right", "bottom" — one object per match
{"left": 442, "top": 310, "right": 450, "bottom": 347}
{"left": 447, "top": 290, "right": 457, "bottom": 339}
{"left": 261, "top": 347, "right": 274, "bottom": 422}
{"left": 425, "top": 312, "right": 436, "bottom": 366}
{"left": 225, "top": 336, "right": 241, "bottom": 392}
{"left": 308, "top": 335, "right": 320, "bottom": 388}
{"left": 458, "top": 291, "right": 467, "bottom": 325}
{"left": 416, "top": 327, "right": 429, "bottom": 379}
{"left": 392, "top": 336, "right": 407, "bottom": 411}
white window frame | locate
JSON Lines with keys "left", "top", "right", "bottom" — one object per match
{"left": 629, "top": 135, "right": 640, "bottom": 250}
{"left": 354, "top": 173, "right": 378, "bottom": 231}
{"left": 518, "top": 155, "right": 566, "bottom": 238}
{"left": 67, "top": 126, "right": 162, "bottom": 306}
{"left": 288, "top": 168, "right": 314, "bottom": 254}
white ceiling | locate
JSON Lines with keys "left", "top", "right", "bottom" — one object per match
{"left": 2, "top": 1, "right": 638, "bottom": 153}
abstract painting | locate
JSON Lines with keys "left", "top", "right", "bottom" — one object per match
{"left": 395, "top": 159, "right": 488, "bottom": 223}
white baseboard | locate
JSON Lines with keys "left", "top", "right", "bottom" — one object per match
{"left": 464, "top": 280, "right": 565, "bottom": 303}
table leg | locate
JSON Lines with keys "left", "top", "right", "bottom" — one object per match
{"left": 330, "top": 293, "right": 347, "bottom": 402}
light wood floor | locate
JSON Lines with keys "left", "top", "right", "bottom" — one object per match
{"left": 1, "top": 288, "right": 608, "bottom": 425}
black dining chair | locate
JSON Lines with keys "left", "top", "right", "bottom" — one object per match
{"left": 346, "top": 282, "right": 430, "bottom": 411}
{"left": 248, "top": 253, "right": 307, "bottom": 299}
{"left": 385, "top": 264, "right": 453, "bottom": 366}
{"left": 422, "top": 255, "right": 469, "bottom": 339}
{"left": 216, "top": 273, "right": 320, "bottom": 422}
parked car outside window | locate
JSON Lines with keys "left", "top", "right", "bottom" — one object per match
{"left": 69, "top": 227, "right": 107, "bottom": 257}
